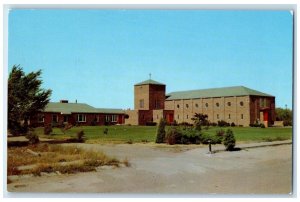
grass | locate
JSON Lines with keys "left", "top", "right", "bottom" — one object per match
{"left": 7, "top": 144, "right": 125, "bottom": 176}
{"left": 35, "top": 125, "right": 292, "bottom": 144}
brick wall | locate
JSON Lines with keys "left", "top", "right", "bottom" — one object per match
{"left": 165, "top": 95, "right": 252, "bottom": 126}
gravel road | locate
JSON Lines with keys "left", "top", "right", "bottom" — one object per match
{"left": 7, "top": 142, "right": 292, "bottom": 195}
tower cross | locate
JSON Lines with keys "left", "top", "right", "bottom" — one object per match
{"left": 149, "top": 73, "right": 151, "bottom": 80}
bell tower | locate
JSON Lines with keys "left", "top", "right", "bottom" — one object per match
{"left": 134, "top": 79, "right": 166, "bottom": 110}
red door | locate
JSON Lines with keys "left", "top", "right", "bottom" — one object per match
{"left": 263, "top": 111, "right": 269, "bottom": 122}
{"left": 167, "top": 114, "right": 174, "bottom": 123}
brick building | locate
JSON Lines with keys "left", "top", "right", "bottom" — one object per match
{"left": 30, "top": 100, "right": 125, "bottom": 127}
{"left": 125, "top": 79, "right": 275, "bottom": 127}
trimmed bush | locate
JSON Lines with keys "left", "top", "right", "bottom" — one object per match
{"left": 223, "top": 129, "right": 236, "bottom": 151}
{"left": 44, "top": 124, "right": 52, "bottom": 135}
{"left": 166, "top": 127, "right": 182, "bottom": 145}
{"left": 218, "top": 120, "right": 230, "bottom": 127}
{"left": 146, "top": 121, "right": 157, "bottom": 126}
{"left": 76, "top": 130, "right": 85, "bottom": 143}
{"left": 103, "top": 128, "right": 108, "bottom": 135}
{"left": 26, "top": 129, "right": 39, "bottom": 145}
{"left": 156, "top": 118, "right": 166, "bottom": 143}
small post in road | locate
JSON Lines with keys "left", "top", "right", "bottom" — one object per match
{"left": 208, "top": 140, "right": 212, "bottom": 154}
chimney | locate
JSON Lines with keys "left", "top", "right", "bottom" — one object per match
{"left": 60, "top": 100, "right": 68, "bottom": 103}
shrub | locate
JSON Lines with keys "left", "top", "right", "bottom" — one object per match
{"left": 156, "top": 118, "right": 166, "bottom": 143}
{"left": 218, "top": 120, "right": 230, "bottom": 127}
{"left": 44, "top": 124, "right": 52, "bottom": 135}
{"left": 223, "top": 129, "right": 236, "bottom": 151}
{"left": 260, "top": 123, "right": 266, "bottom": 128}
{"left": 216, "top": 129, "right": 225, "bottom": 137}
{"left": 178, "top": 122, "right": 193, "bottom": 126}
{"left": 230, "top": 122, "right": 235, "bottom": 127}
{"left": 76, "top": 130, "right": 85, "bottom": 143}
{"left": 103, "top": 128, "right": 108, "bottom": 135}
{"left": 210, "top": 122, "right": 217, "bottom": 127}
{"left": 146, "top": 121, "right": 157, "bottom": 126}
{"left": 166, "top": 127, "right": 182, "bottom": 145}
{"left": 283, "top": 120, "right": 292, "bottom": 126}
{"left": 170, "top": 120, "right": 178, "bottom": 126}
{"left": 26, "top": 129, "right": 40, "bottom": 145}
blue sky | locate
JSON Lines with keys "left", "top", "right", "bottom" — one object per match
{"left": 8, "top": 10, "right": 293, "bottom": 109}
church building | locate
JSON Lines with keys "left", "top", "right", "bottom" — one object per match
{"left": 125, "top": 79, "right": 276, "bottom": 127}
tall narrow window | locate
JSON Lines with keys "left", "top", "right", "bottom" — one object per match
{"left": 186, "top": 104, "right": 189, "bottom": 108}
{"left": 52, "top": 115, "right": 58, "bottom": 123}
{"left": 217, "top": 114, "right": 219, "bottom": 119}
{"left": 187, "top": 115, "right": 189, "bottom": 119}
{"left": 228, "top": 114, "right": 231, "bottom": 119}
{"left": 241, "top": 114, "right": 244, "bottom": 119}
{"left": 139, "top": 99, "right": 144, "bottom": 108}
{"left": 177, "top": 115, "right": 179, "bottom": 119}
{"left": 38, "top": 114, "right": 44, "bottom": 123}
{"left": 111, "top": 115, "right": 118, "bottom": 122}
{"left": 63, "top": 115, "right": 68, "bottom": 123}
{"left": 105, "top": 115, "right": 110, "bottom": 122}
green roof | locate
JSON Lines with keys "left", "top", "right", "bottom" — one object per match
{"left": 44, "top": 102, "right": 124, "bottom": 114}
{"left": 135, "top": 79, "right": 165, "bottom": 86}
{"left": 166, "top": 86, "right": 274, "bottom": 100}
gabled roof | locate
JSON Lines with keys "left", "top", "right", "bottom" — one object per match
{"left": 44, "top": 102, "right": 124, "bottom": 114}
{"left": 166, "top": 86, "right": 274, "bottom": 100}
{"left": 134, "top": 79, "right": 165, "bottom": 86}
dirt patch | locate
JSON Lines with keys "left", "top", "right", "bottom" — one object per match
{"left": 7, "top": 143, "right": 292, "bottom": 194}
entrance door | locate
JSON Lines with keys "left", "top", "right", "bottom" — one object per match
{"left": 167, "top": 113, "right": 174, "bottom": 123}
{"left": 263, "top": 111, "right": 269, "bottom": 122}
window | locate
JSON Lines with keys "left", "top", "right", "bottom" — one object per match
{"left": 227, "top": 102, "right": 231, "bottom": 106}
{"left": 105, "top": 115, "right": 110, "bottom": 122}
{"left": 240, "top": 101, "right": 244, "bottom": 106}
{"left": 217, "top": 114, "right": 219, "bottom": 119}
{"left": 205, "top": 103, "right": 208, "bottom": 107}
{"left": 52, "top": 115, "right": 58, "bottom": 123}
{"left": 155, "top": 100, "right": 159, "bottom": 109}
{"left": 177, "top": 104, "right": 180, "bottom": 108}
{"left": 187, "top": 115, "right": 189, "bottom": 119}
{"left": 216, "top": 102, "right": 219, "bottom": 107}
{"left": 241, "top": 114, "right": 244, "bottom": 119}
{"left": 260, "top": 98, "right": 267, "bottom": 108}
{"left": 177, "top": 115, "right": 179, "bottom": 119}
{"left": 95, "top": 115, "right": 100, "bottom": 122}
{"left": 186, "top": 104, "right": 189, "bottom": 108}
{"left": 195, "top": 103, "right": 199, "bottom": 108}
{"left": 228, "top": 114, "right": 231, "bottom": 119}
{"left": 157, "top": 115, "right": 159, "bottom": 119}
{"left": 111, "top": 115, "right": 118, "bottom": 122}
{"left": 63, "top": 115, "right": 68, "bottom": 123}
{"left": 38, "top": 114, "right": 44, "bottom": 123}
{"left": 139, "top": 99, "right": 144, "bottom": 108}
{"left": 77, "top": 114, "right": 86, "bottom": 122}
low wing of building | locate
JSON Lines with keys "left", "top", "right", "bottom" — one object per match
{"left": 30, "top": 100, "right": 125, "bottom": 127}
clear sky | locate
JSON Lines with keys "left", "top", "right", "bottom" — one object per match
{"left": 8, "top": 9, "right": 293, "bottom": 109}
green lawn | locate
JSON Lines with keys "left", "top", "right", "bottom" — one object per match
{"left": 36, "top": 125, "right": 292, "bottom": 144}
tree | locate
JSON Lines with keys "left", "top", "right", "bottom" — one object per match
{"left": 155, "top": 118, "right": 166, "bottom": 143}
{"left": 223, "top": 129, "right": 236, "bottom": 151}
{"left": 191, "top": 113, "right": 209, "bottom": 131}
{"left": 275, "top": 107, "right": 293, "bottom": 126}
{"left": 8, "top": 65, "right": 52, "bottom": 135}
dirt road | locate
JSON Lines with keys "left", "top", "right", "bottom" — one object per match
{"left": 7, "top": 142, "right": 292, "bottom": 195}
